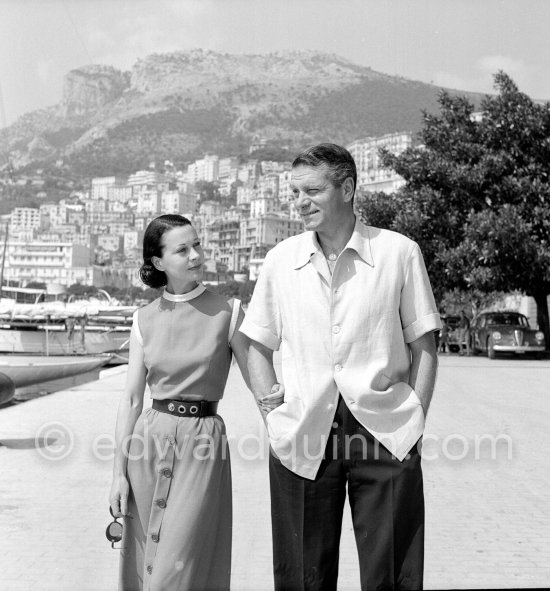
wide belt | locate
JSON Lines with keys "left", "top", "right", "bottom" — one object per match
{"left": 152, "top": 399, "right": 218, "bottom": 418}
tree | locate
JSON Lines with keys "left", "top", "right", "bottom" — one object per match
{"left": 359, "top": 72, "right": 550, "bottom": 346}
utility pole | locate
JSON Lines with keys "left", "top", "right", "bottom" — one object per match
{"left": 0, "top": 222, "right": 8, "bottom": 300}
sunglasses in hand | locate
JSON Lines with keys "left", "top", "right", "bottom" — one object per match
{"left": 106, "top": 506, "right": 123, "bottom": 549}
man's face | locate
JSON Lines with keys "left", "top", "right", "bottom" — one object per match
{"left": 290, "top": 165, "right": 352, "bottom": 233}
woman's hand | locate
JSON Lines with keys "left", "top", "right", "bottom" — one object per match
{"left": 109, "top": 474, "right": 130, "bottom": 518}
{"left": 257, "top": 383, "right": 285, "bottom": 418}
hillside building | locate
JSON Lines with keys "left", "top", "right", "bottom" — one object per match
{"left": 3, "top": 241, "right": 92, "bottom": 287}
{"left": 10, "top": 207, "right": 40, "bottom": 231}
{"left": 347, "top": 132, "right": 412, "bottom": 194}
{"left": 187, "top": 155, "right": 219, "bottom": 183}
{"left": 161, "top": 190, "right": 197, "bottom": 216}
{"left": 91, "top": 176, "right": 128, "bottom": 200}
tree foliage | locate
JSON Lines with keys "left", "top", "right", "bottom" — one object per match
{"left": 357, "top": 72, "right": 550, "bottom": 344}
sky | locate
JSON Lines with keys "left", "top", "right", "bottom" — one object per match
{"left": 1, "top": 0, "right": 549, "bottom": 126}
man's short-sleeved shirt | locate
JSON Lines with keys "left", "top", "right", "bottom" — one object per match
{"left": 240, "top": 219, "right": 441, "bottom": 479}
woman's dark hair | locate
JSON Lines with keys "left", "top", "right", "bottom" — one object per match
{"left": 139, "top": 214, "right": 192, "bottom": 288}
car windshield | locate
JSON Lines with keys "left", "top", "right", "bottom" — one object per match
{"left": 486, "top": 314, "right": 528, "bottom": 327}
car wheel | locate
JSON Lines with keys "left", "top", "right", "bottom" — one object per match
{"left": 487, "top": 337, "right": 496, "bottom": 359}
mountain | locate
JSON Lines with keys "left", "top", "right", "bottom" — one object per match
{"left": 0, "top": 49, "right": 482, "bottom": 177}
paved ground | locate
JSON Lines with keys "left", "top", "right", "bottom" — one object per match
{"left": 0, "top": 353, "right": 549, "bottom": 590}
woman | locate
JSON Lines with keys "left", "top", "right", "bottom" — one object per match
{"left": 109, "top": 214, "right": 282, "bottom": 590}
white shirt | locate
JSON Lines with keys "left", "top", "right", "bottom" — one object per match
{"left": 240, "top": 219, "right": 441, "bottom": 479}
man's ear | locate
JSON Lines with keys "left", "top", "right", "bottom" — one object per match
{"left": 151, "top": 256, "right": 164, "bottom": 272}
{"left": 342, "top": 177, "right": 355, "bottom": 203}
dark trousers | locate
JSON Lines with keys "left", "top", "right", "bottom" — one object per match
{"left": 269, "top": 396, "right": 424, "bottom": 591}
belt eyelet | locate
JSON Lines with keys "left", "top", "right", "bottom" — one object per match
{"left": 190, "top": 405, "right": 198, "bottom": 414}
{"left": 178, "top": 405, "right": 186, "bottom": 414}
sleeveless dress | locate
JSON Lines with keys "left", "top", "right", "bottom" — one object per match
{"left": 119, "top": 284, "right": 241, "bottom": 591}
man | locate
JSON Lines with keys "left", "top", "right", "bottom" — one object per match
{"left": 458, "top": 310, "right": 471, "bottom": 356}
{"left": 240, "top": 143, "right": 441, "bottom": 591}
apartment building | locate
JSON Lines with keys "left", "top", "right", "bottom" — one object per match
{"left": 237, "top": 161, "right": 260, "bottom": 184}
{"left": 218, "top": 157, "right": 239, "bottom": 181}
{"left": 39, "top": 203, "right": 67, "bottom": 229}
{"left": 3, "top": 241, "right": 92, "bottom": 286}
{"left": 136, "top": 190, "right": 162, "bottom": 216}
{"left": 277, "top": 169, "right": 293, "bottom": 203}
{"left": 97, "top": 234, "right": 122, "bottom": 253}
{"left": 107, "top": 185, "right": 132, "bottom": 203}
{"left": 161, "top": 190, "right": 197, "bottom": 215}
{"left": 91, "top": 176, "right": 128, "bottom": 200}
{"left": 250, "top": 194, "right": 279, "bottom": 217}
{"left": 236, "top": 183, "right": 256, "bottom": 206}
{"left": 83, "top": 198, "right": 107, "bottom": 214}
{"left": 240, "top": 214, "right": 302, "bottom": 249}
{"left": 207, "top": 219, "right": 241, "bottom": 271}
{"left": 11, "top": 207, "right": 40, "bottom": 230}
{"left": 87, "top": 211, "right": 134, "bottom": 225}
{"left": 187, "top": 155, "right": 219, "bottom": 183}
{"left": 347, "top": 132, "right": 412, "bottom": 194}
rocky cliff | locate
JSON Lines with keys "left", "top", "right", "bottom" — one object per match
{"left": 0, "top": 49, "right": 481, "bottom": 176}
{"left": 60, "top": 65, "right": 130, "bottom": 117}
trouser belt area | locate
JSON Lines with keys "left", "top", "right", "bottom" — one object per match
{"left": 152, "top": 399, "right": 218, "bottom": 417}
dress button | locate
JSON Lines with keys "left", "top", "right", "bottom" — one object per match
{"left": 151, "top": 533, "right": 159, "bottom": 542}
{"left": 332, "top": 325, "right": 340, "bottom": 334}
{"left": 335, "top": 364, "right": 342, "bottom": 372}
{"left": 156, "top": 498, "right": 167, "bottom": 509}
{"left": 146, "top": 565, "right": 153, "bottom": 574}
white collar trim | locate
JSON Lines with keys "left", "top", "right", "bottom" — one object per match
{"left": 162, "top": 283, "right": 206, "bottom": 302}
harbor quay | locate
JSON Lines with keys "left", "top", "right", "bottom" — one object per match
{"left": 0, "top": 354, "right": 549, "bottom": 590}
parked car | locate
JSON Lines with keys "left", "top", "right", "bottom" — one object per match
{"left": 470, "top": 311, "right": 545, "bottom": 359}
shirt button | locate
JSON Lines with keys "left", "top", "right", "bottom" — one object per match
{"left": 146, "top": 565, "right": 153, "bottom": 574}
{"left": 332, "top": 325, "right": 340, "bottom": 334}
{"left": 151, "top": 533, "right": 159, "bottom": 542}
{"left": 332, "top": 421, "right": 339, "bottom": 428}
{"left": 335, "top": 364, "right": 342, "bottom": 372}
{"left": 161, "top": 468, "right": 172, "bottom": 478}
{"left": 327, "top": 403, "right": 334, "bottom": 411}
{"left": 156, "top": 498, "right": 167, "bottom": 509}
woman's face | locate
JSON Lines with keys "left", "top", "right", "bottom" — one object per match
{"left": 153, "top": 225, "right": 204, "bottom": 292}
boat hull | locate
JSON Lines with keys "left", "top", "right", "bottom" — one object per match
{"left": 0, "top": 328, "right": 129, "bottom": 359}
{"left": 0, "top": 354, "right": 112, "bottom": 388}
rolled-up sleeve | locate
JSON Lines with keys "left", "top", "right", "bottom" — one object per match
{"left": 239, "top": 251, "right": 282, "bottom": 351}
{"left": 400, "top": 242, "right": 442, "bottom": 343}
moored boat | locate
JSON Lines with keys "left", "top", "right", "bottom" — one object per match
{"left": 0, "top": 353, "right": 112, "bottom": 405}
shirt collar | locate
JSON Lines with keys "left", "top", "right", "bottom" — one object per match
{"left": 292, "top": 218, "right": 374, "bottom": 269}
{"left": 162, "top": 283, "right": 206, "bottom": 302}
{"left": 346, "top": 218, "right": 375, "bottom": 266}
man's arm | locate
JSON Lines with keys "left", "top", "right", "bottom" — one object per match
{"left": 408, "top": 331, "right": 438, "bottom": 417}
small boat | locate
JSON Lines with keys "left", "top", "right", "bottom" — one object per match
{"left": 0, "top": 291, "right": 134, "bottom": 362}
{"left": 0, "top": 322, "right": 129, "bottom": 359}
{"left": 0, "top": 353, "right": 112, "bottom": 404}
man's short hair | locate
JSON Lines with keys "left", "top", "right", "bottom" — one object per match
{"left": 292, "top": 143, "right": 357, "bottom": 196}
